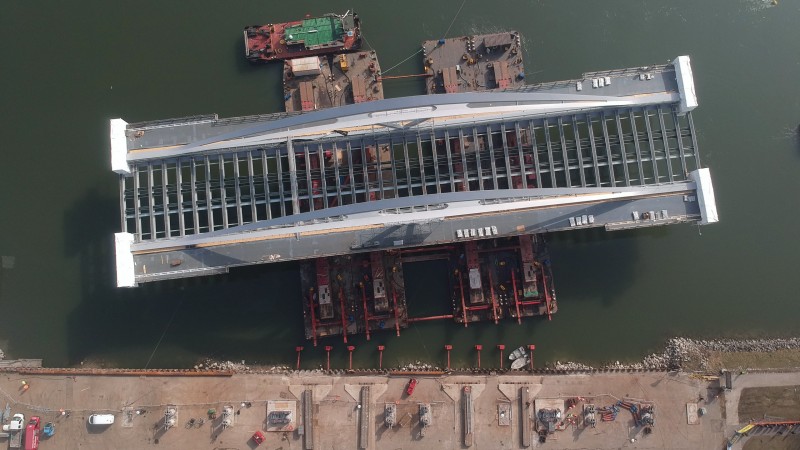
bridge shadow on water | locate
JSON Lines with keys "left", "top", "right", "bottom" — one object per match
{"left": 63, "top": 188, "right": 306, "bottom": 369}
{"left": 547, "top": 226, "right": 654, "bottom": 308}
{"left": 60, "top": 185, "right": 659, "bottom": 369}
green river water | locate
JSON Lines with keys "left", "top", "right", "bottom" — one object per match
{"left": 1, "top": 0, "right": 799, "bottom": 369}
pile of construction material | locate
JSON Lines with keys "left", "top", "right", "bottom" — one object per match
{"left": 583, "top": 404, "right": 597, "bottom": 428}
{"left": 537, "top": 408, "right": 561, "bottom": 433}
{"left": 597, "top": 405, "right": 619, "bottom": 422}
{"left": 617, "top": 400, "right": 655, "bottom": 427}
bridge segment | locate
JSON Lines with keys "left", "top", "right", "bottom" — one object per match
{"left": 112, "top": 56, "right": 715, "bottom": 287}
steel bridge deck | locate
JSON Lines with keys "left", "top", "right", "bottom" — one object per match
{"left": 120, "top": 106, "right": 699, "bottom": 242}
{"left": 111, "top": 56, "right": 715, "bottom": 286}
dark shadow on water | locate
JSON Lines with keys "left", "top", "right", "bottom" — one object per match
{"left": 63, "top": 188, "right": 305, "bottom": 368}
{"left": 233, "top": 37, "right": 279, "bottom": 78}
{"left": 61, "top": 186, "right": 644, "bottom": 369}
{"left": 548, "top": 226, "right": 647, "bottom": 307}
{"left": 403, "top": 260, "right": 451, "bottom": 317}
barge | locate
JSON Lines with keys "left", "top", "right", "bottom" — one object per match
{"left": 422, "top": 32, "right": 525, "bottom": 94}
{"left": 300, "top": 251, "right": 408, "bottom": 346}
{"left": 244, "top": 11, "right": 361, "bottom": 63}
{"left": 451, "top": 234, "right": 555, "bottom": 326}
{"left": 282, "top": 50, "right": 383, "bottom": 112}
{"left": 299, "top": 234, "right": 555, "bottom": 345}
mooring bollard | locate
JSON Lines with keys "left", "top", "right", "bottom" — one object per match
{"left": 325, "top": 346, "right": 333, "bottom": 371}
{"left": 377, "top": 345, "right": 385, "bottom": 370}
{"left": 497, "top": 344, "right": 505, "bottom": 369}
{"left": 347, "top": 346, "right": 356, "bottom": 370}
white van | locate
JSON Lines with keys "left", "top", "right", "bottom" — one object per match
{"left": 88, "top": 414, "right": 115, "bottom": 425}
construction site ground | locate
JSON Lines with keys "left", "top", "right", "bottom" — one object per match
{"left": 708, "top": 349, "right": 800, "bottom": 372}
{"left": 743, "top": 434, "right": 800, "bottom": 450}
{"left": 723, "top": 372, "right": 800, "bottom": 450}
{"left": 738, "top": 385, "right": 800, "bottom": 421}
{"left": 0, "top": 370, "right": 754, "bottom": 450}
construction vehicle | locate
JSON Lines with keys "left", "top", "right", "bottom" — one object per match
{"left": 2, "top": 413, "right": 24, "bottom": 448}
{"left": 24, "top": 416, "right": 40, "bottom": 450}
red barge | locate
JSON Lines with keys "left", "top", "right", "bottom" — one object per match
{"left": 299, "top": 235, "right": 556, "bottom": 345}
{"left": 244, "top": 11, "right": 361, "bottom": 63}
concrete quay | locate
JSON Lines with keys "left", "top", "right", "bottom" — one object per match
{"left": 0, "top": 370, "right": 730, "bottom": 449}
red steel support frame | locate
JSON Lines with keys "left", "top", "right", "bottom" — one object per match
{"left": 497, "top": 344, "right": 505, "bottom": 369}
{"left": 361, "top": 284, "right": 371, "bottom": 341}
{"left": 517, "top": 234, "right": 542, "bottom": 307}
{"left": 444, "top": 345, "right": 452, "bottom": 370}
{"left": 313, "top": 259, "right": 330, "bottom": 347}
{"left": 407, "top": 314, "right": 454, "bottom": 323}
{"left": 400, "top": 246, "right": 455, "bottom": 254}
{"left": 466, "top": 304, "right": 492, "bottom": 311}
{"left": 476, "top": 245, "right": 521, "bottom": 253}
{"left": 542, "top": 272, "right": 553, "bottom": 321}
{"left": 528, "top": 345, "right": 536, "bottom": 371}
{"left": 339, "top": 287, "right": 349, "bottom": 342}
{"left": 392, "top": 290, "right": 401, "bottom": 336}
{"left": 458, "top": 273, "right": 468, "bottom": 326}
{"left": 488, "top": 271, "right": 499, "bottom": 324}
{"left": 475, "top": 345, "right": 482, "bottom": 369}
{"left": 347, "top": 346, "right": 355, "bottom": 370}
{"left": 377, "top": 345, "right": 385, "bottom": 369}
{"left": 519, "top": 300, "right": 543, "bottom": 306}
{"left": 511, "top": 271, "right": 522, "bottom": 324}
{"left": 307, "top": 293, "right": 318, "bottom": 347}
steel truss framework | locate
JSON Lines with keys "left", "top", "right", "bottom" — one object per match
{"left": 120, "top": 105, "right": 700, "bottom": 242}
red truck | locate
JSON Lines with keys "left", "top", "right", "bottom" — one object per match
{"left": 406, "top": 378, "right": 418, "bottom": 396}
{"left": 24, "top": 416, "right": 40, "bottom": 450}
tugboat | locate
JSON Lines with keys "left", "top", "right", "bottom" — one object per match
{"left": 510, "top": 356, "right": 529, "bottom": 370}
{"left": 244, "top": 11, "right": 361, "bottom": 63}
{"left": 508, "top": 346, "right": 526, "bottom": 360}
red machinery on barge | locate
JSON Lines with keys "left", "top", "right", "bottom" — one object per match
{"left": 244, "top": 11, "right": 361, "bottom": 63}
{"left": 299, "top": 235, "right": 556, "bottom": 345}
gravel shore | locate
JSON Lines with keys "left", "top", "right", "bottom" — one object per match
{"left": 192, "top": 338, "right": 800, "bottom": 373}
{"left": 5, "top": 338, "right": 800, "bottom": 372}
{"left": 553, "top": 337, "right": 800, "bottom": 372}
